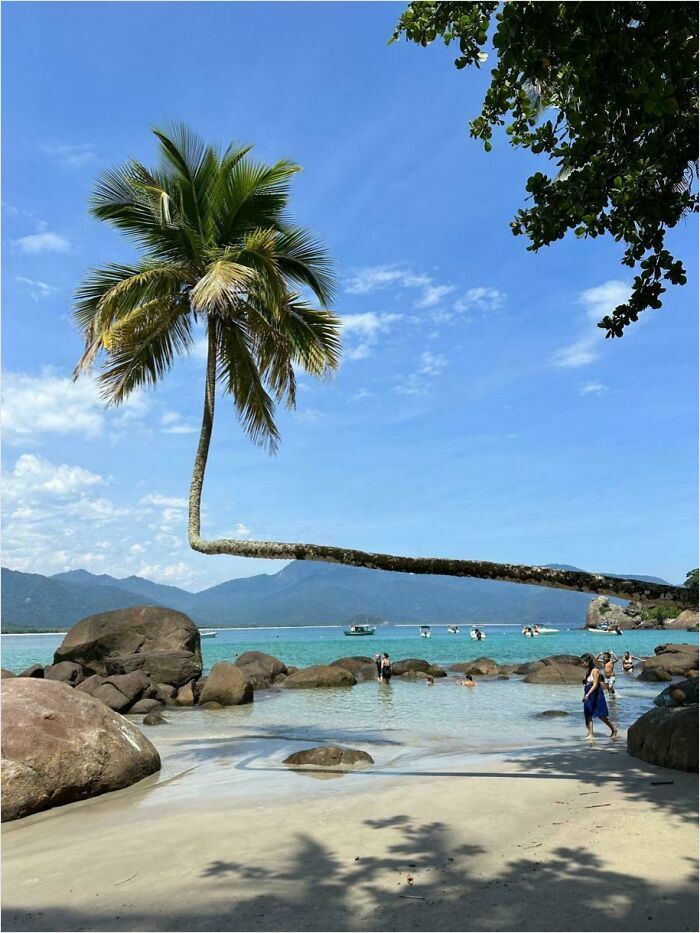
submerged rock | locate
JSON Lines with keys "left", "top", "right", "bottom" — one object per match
{"left": 282, "top": 665, "right": 356, "bottom": 688}
{"left": 143, "top": 711, "right": 168, "bottom": 726}
{"left": 536, "top": 710, "right": 570, "bottom": 718}
{"left": 449, "top": 658, "right": 499, "bottom": 676}
{"left": 129, "top": 698, "right": 165, "bottom": 715}
{"left": 198, "top": 662, "right": 253, "bottom": 706}
{"left": 1, "top": 679, "right": 160, "bottom": 822}
{"left": 283, "top": 746, "right": 374, "bottom": 768}
{"left": 627, "top": 705, "right": 698, "bottom": 773}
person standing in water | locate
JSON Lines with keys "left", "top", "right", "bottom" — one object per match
{"left": 380, "top": 653, "right": 392, "bottom": 683}
{"left": 582, "top": 655, "right": 617, "bottom": 739}
{"left": 622, "top": 651, "right": 642, "bottom": 674}
{"left": 374, "top": 654, "right": 383, "bottom": 681}
{"left": 596, "top": 651, "right": 619, "bottom": 695}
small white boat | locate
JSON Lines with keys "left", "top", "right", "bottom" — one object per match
{"left": 589, "top": 627, "right": 623, "bottom": 635}
{"left": 344, "top": 624, "right": 376, "bottom": 636}
{"left": 447, "top": 625, "right": 460, "bottom": 634}
{"left": 420, "top": 625, "right": 432, "bottom": 638}
{"left": 470, "top": 626, "right": 486, "bottom": 641}
{"left": 201, "top": 630, "right": 218, "bottom": 639}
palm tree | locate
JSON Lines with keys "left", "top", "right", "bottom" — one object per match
{"left": 75, "top": 125, "right": 690, "bottom": 609}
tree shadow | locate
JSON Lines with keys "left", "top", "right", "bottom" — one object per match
{"left": 3, "top": 814, "right": 696, "bottom": 931}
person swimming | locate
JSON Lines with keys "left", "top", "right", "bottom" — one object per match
{"left": 458, "top": 674, "right": 477, "bottom": 687}
{"left": 622, "top": 651, "right": 642, "bottom": 673}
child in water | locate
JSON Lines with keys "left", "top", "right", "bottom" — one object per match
{"left": 458, "top": 675, "right": 477, "bottom": 687}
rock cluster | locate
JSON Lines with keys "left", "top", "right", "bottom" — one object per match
{"left": 283, "top": 745, "right": 374, "bottom": 768}
{"left": 586, "top": 596, "right": 644, "bottom": 630}
{"left": 1, "top": 679, "right": 160, "bottom": 822}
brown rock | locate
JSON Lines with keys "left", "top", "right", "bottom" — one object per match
{"left": 145, "top": 682, "right": 177, "bottom": 704}
{"left": 235, "top": 651, "right": 287, "bottom": 678}
{"left": 536, "top": 710, "right": 570, "bottom": 718}
{"left": 392, "top": 659, "right": 430, "bottom": 676}
{"left": 90, "top": 683, "right": 132, "bottom": 713}
{"left": 1, "top": 669, "right": 17, "bottom": 679}
{"left": 175, "top": 681, "right": 196, "bottom": 706}
{"left": 427, "top": 665, "right": 447, "bottom": 678}
{"left": 129, "top": 698, "right": 164, "bottom": 715}
{"left": 53, "top": 606, "right": 202, "bottom": 688}
{"left": 200, "top": 701, "right": 223, "bottom": 710}
{"left": 281, "top": 665, "right": 356, "bottom": 689}
{"left": 283, "top": 746, "right": 374, "bottom": 768}
{"left": 104, "top": 671, "right": 149, "bottom": 704}
{"left": 637, "top": 668, "right": 673, "bottom": 682}
{"left": 44, "top": 662, "right": 84, "bottom": 685}
{"left": 198, "top": 662, "right": 253, "bottom": 706}
{"left": 449, "top": 657, "right": 499, "bottom": 676}
{"left": 76, "top": 673, "right": 107, "bottom": 695}
{"left": 627, "top": 706, "right": 698, "bottom": 772}
{"left": 523, "top": 662, "right": 584, "bottom": 685}
{"left": 18, "top": 664, "right": 44, "bottom": 679}
{"left": 654, "top": 677, "right": 699, "bottom": 708}
{"left": 143, "top": 711, "right": 167, "bottom": 726}
{"left": 1, "top": 679, "right": 160, "bottom": 822}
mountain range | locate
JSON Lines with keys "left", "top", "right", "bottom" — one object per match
{"left": 1, "top": 562, "right": 669, "bottom": 633}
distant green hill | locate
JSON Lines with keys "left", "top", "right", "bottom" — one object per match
{"left": 0, "top": 561, "right": 654, "bottom": 633}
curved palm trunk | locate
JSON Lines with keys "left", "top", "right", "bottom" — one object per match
{"left": 189, "top": 326, "right": 692, "bottom": 608}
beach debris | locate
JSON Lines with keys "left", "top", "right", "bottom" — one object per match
{"left": 584, "top": 803, "right": 612, "bottom": 809}
{"left": 578, "top": 791, "right": 598, "bottom": 796}
{"left": 650, "top": 780, "right": 675, "bottom": 786}
{"left": 407, "top": 875, "right": 415, "bottom": 885}
{"left": 399, "top": 894, "right": 426, "bottom": 900}
{"left": 114, "top": 872, "right": 138, "bottom": 886}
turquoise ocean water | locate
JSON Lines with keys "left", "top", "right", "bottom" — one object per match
{"left": 3, "top": 626, "right": 695, "bottom": 754}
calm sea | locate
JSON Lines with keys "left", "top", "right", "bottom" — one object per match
{"left": 3, "top": 626, "right": 695, "bottom": 754}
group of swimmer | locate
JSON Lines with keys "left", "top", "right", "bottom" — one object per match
{"left": 373, "top": 654, "right": 477, "bottom": 688}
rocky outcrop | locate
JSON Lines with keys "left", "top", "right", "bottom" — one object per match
{"left": 1, "top": 669, "right": 17, "bottom": 679}
{"left": 282, "top": 665, "right": 356, "bottom": 688}
{"left": 198, "top": 662, "right": 253, "bottom": 706}
{"left": 523, "top": 659, "right": 584, "bottom": 684}
{"left": 641, "top": 643, "right": 699, "bottom": 679}
{"left": 53, "top": 606, "right": 202, "bottom": 689}
{"left": 44, "top": 661, "right": 84, "bottom": 685}
{"left": 586, "top": 596, "right": 643, "bottom": 630}
{"left": 654, "top": 677, "right": 699, "bottom": 708}
{"left": 392, "top": 659, "right": 430, "bottom": 676}
{"left": 283, "top": 746, "right": 374, "bottom": 768}
{"left": 627, "top": 706, "right": 698, "bottom": 772}
{"left": 1, "top": 679, "right": 160, "bottom": 822}
{"left": 449, "top": 657, "right": 499, "bottom": 676}
{"left": 661, "top": 609, "right": 699, "bottom": 631}
{"left": 330, "top": 657, "right": 377, "bottom": 680}
{"left": 175, "top": 681, "right": 197, "bottom": 706}
{"left": 19, "top": 664, "right": 44, "bottom": 679}
{"left": 234, "top": 652, "right": 287, "bottom": 689}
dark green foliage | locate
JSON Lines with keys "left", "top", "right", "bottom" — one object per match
{"left": 392, "top": 2, "right": 698, "bottom": 334}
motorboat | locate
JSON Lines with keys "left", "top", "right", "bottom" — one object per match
{"left": 536, "top": 627, "right": 560, "bottom": 634}
{"left": 344, "top": 624, "right": 376, "bottom": 636}
{"left": 470, "top": 626, "right": 486, "bottom": 641}
{"left": 447, "top": 625, "right": 460, "bottom": 634}
{"left": 200, "top": 630, "right": 218, "bottom": 639}
{"left": 420, "top": 625, "right": 432, "bottom": 638}
{"left": 589, "top": 626, "right": 623, "bottom": 635}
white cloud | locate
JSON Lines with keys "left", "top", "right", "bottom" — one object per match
{"left": 580, "top": 381, "right": 607, "bottom": 396}
{"left": 233, "top": 523, "right": 251, "bottom": 537}
{"left": 341, "top": 312, "right": 402, "bottom": 361}
{"left": 345, "top": 265, "right": 455, "bottom": 314}
{"left": 16, "top": 231, "right": 70, "bottom": 254}
{"left": 42, "top": 142, "right": 96, "bottom": 169}
{"left": 160, "top": 411, "right": 198, "bottom": 434}
{"left": 454, "top": 287, "right": 506, "bottom": 314}
{"left": 16, "top": 276, "right": 57, "bottom": 301}
{"left": 393, "top": 351, "right": 449, "bottom": 396}
{"left": 139, "top": 493, "right": 188, "bottom": 509}
{"left": 552, "top": 280, "right": 630, "bottom": 369}
{"left": 2, "top": 370, "right": 150, "bottom": 445}
{"left": 4, "top": 454, "right": 104, "bottom": 502}
{"left": 414, "top": 284, "right": 455, "bottom": 309}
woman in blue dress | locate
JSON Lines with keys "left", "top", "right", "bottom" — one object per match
{"left": 581, "top": 655, "right": 618, "bottom": 739}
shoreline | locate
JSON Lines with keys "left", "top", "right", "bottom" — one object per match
{"left": 2, "top": 730, "right": 697, "bottom": 932}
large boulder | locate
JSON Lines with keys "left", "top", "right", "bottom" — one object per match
{"left": 392, "top": 659, "right": 430, "bottom": 676}
{"left": 233, "top": 652, "right": 287, "bottom": 690}
{"left": 523, "top": 661, "right": 584, "bottom": 685}
{"left": 282, "top": 665, "right": 356, "bottom": 688}
{"left": 1, "top": 669, "right": 17, "bottom": 679}
{"left": 198, "top": 662, "right": 253, "bottom": 706}
{"left": 449, "top": 658, "right": 499, "bottom": 676}
{"left": 53, "top": 606, "right": 202, "bottom": 689}
{"left": 330, "top": 657, "right": 377, "bottom": 680}
{"left": 586, "top": 596, "right": 643, "bottom": 630}
{"left": 44, "top": 662, "right": 84, "bottom": 685}
{"left": 1, "top": 679, "right": 160, "bottom": 822}
{"left": 662, "top": 609, "right": 699, "bottom": 631}
{"left": 283, "top": 746, "right": 374, "bottom": 768}
{"left": 654, "top": 678, "right": 699, "bottom": 708}
{"left": 19, "top": 664, "right": 44, "bottom": 679}
{"left": 643, "top": 643, "right": 699, "bottom": 678}
{"left": 627, "top": 706, "right": 698, "bottom": 772}
{"left": 637, "top": 668, "right": 673, "bottom": 682}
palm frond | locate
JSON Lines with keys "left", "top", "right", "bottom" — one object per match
{"left": 189, "top": 260, "right": 256, "bottom": 315}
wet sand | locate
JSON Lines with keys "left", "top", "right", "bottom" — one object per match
{"left": 2, "top": 723, "right": 698, "bottom": 932}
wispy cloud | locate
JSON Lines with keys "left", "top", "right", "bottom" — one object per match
{"left": 42, "top": 142, "right": 96, "bottom": 169}
{"left": 414, "top": 284, "right": 455, "bottom": 309}
{"left": 580, "top": 381, "right": 607, "bottom": 396}
{"left": 552, "top": 280, "right": 630, "bottom": 369}
{"left": 16, "top": 276, "right": 58, "bottom": 301}
{"left": 393, "top": 351, "right": 448, "bottom": 396}
{"left": 345, "top": 264, "right": 455, "bottom": 314}
{"left": 454, "top": 286, "right": 506, "bottom": 314}
{"left": 16, "top": 231, "right": 70, "bottom": 254}
{"left": 160, "top": 411, "right": 198, "bottom": 435}
{"left": 341, "top": 311, "right": 402, "bottom": 361}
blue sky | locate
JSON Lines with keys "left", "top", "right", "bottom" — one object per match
{"left": 2, "top": 2, "right": 697, "bottom": 590}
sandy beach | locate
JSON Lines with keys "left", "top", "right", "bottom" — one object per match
{"left": 2, "top": 721, "right": 697, "bottom": 933}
